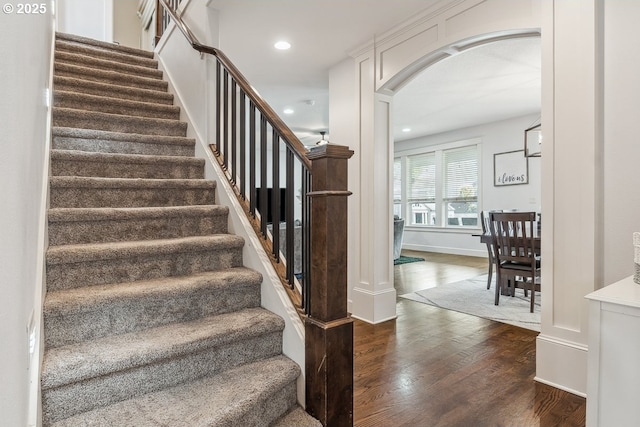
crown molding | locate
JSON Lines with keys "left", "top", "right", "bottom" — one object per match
{"left": 347, "top": 0, "right": 466, "bottom": 58}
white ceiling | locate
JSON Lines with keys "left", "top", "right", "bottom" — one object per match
{"left": 394, "top": 36, "right": 541, "bottom": 141}
{"left": 205, "top": 0, "right": 541, "bottom": 146}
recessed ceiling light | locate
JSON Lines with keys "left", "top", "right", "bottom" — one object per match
{"left": 274, "top": 41, "right": 291, "bottom": 50}
{"left": 402, "top": 128, "right": 412, "bottom": 133}
{"left": 283, "top": 108, "right": 294, "bottom": 114}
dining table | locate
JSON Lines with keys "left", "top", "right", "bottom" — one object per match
{"left": 475, "top": 231, "right": 541, "bottom": 249}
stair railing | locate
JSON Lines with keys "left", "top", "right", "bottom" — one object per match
{"left": 156, "top": 1, "right": 354, "bottom": 425}
{"left": 154, "top": 0, "right": 180, "bottom": 46}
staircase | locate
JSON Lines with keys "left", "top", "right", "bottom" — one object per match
{"left": 42, "top": 32, "right": 319, "bottom": 427}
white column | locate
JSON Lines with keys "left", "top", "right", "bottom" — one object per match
{"left": 348, "top": 50, "right": 397, "bottom": 323}
{"left": 602, "top": 0, "right": 640, "bottom": 285}
{"left": 535, "top": 0, "right": 604, "bottom": 396}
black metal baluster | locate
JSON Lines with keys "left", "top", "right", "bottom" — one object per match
{"left": 272, "top": 129, "right": 280, "bottom": 261}
{"left": 259, "top": 116, "right": 267, "bottom": 236}
{"left": 222, "top": 69, "right": 229, "bottom": 170}
{"left": 285, "top": 148, "right": 295, "bottom": 286}
{"left": 249, "top": 102, "right": 256, "bottom": 215}
{"left": 239, "top": 91, "right": 246, "bottom": 199}
{"left": 230, "top": 79, "right": 237, "bottom": 183}
{"left": 163, "top": 6, "right": 167, "bottom": 33}
{"left": 215, "top": 60, "right": 221, "bottom": 155}
{"left": 302, "top": 167, "right": 311, "bottom": 313}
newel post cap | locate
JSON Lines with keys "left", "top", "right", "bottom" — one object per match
{"left": 306, "top": 143, "right": 354, "bottom": 161}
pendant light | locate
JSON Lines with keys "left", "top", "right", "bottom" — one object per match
{"left": 316, "top": 131, "right": 329, "bottom": 146}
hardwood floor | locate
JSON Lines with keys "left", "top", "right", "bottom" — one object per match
{"left": 393, "top": 250, "right": 488, "bottom": 295}
{"left": 353, "top": 251, "right": 586, "bottom": 427}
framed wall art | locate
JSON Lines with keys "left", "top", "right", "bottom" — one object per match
{"left": 493, "top": 150, "right": 528, "bottom": 186}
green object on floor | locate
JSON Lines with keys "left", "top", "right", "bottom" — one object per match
{"left": 394, "top": 255, "right": 425, "bottom": 265}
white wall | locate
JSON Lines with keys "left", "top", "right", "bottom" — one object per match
{"left": 0, "top": 5, "right": 54, "bottom": 426}
{"left": 113, "top": 0, "right": 140, "bottom": 48}
{"left": 603, "top": 1, "right": 640, "bottom": 286}
{"left": 155, "top": 19, "right": 209, "bottom": 146}
{"left": 57, "top": 0, "right": 113, "bottom": 41}
{"left": 395, "top": 114, "right": 541, "bottom": 257}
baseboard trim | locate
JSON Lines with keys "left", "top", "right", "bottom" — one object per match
{"left": 350, "top": 311, "right": 398, "bottom": 325}
{"left": 534, "top": 376, "right": 587, "bottom": 398}
{"left": 536, "top": 334, "right": 588, "bottom": 397}
{"left": 350, "top": 286, "right": 397, "bottom": 324}
{"left": 402, "top": 243, "right": 486, "bottom": 258}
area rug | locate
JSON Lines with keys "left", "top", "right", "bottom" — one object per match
{"left": 394, "top": 255, "right": 425, "bottom": 265}
{"left": 399, "top": 275, "right": 540, "bottom": 331}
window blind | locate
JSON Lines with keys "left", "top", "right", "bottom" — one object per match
{"left": 393, "top": 158, "right": 402, "bottom": 202}
{"left": 443, "top": 146, "right": 478, "bottom": 201}
{"left": 407, "top": 153, "right": 436, "bottom": 203}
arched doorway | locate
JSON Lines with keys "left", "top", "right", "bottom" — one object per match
{"left": 390, "top": 36, "right": 542, "bottom": 329}
{"left": 346, "top": 28, "right": 542, "bottom": 326}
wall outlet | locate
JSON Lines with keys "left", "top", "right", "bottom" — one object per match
{"left": 27, "top": 310, "right": 35, "bottom": 365}
{"left": 44, "top": 88, "right": 50, "bottom": 108}
{"left": 529, "top": 197, "right": 537, "bottom": 204}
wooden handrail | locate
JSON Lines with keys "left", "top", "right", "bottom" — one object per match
{"left": 157, "top": 0, "right": 311, "bottom": 170}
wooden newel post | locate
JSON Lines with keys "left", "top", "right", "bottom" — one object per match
{"left": 305, "top": 144, "right": 354, "bottom": 427}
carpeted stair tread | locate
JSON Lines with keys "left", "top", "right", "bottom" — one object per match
{"left": 48, "top": 205, "right": 228, "bottom": 245}
{"left": 53, "top": 91, "right": 180, "bottom": 120}
{"left": 50, "top": 149, "right": 203, "bottom": 179}
{"left": 273, "top": 407, "right": 323, "bottom": 427}
{"left": 50, "top": 175, "right": 214, "bottom": 189}
{"left": 48, "top": 205, "right": 225, "bottom": 222}
{"left": 55, "top": 50, "right": 163, "bottom": 79}
{"left": 55, "top": 62, "right": 168, "bottom": 91}
{"left": 53, "top": 107, "right": 187, "bottom": 136}
{"left": 55, "top": 39, "right": 158, "bottom": 68}
{"left": 44, "top": 267, "right": 261, "bottom": 318}
{"left": 52, "top": 126, "right": 195, "bottom": 156}
{"left": 50, "top": 180, "right": 215, "bottom": 209}
{"left": 50, "top": 149, "right": 204, "bottom": 168}
{"left": 53, "top": 75, "right": 174, "bottom": 105}
{"left": 56, "top": 32, "right": 155, "bottom": 59}
{"left": 47, "top": 355, "right": 300, "bottom": 427}
{"left": 41, "top": 307, "right": 283, "bottom": 389}
{"left": 49, "top": 176, "right": 216, "bottom": 208}
{"left": 43, "top": 268, "right": 262, "bottom": 347}
{"left": 45, "top": 235, "right": 245, "bottom": 289}
{"left": 46, "top": 235, "right": 244, "bottom": 265}
{"left": 47, "top": 234, "right": 243, "bottom": 291}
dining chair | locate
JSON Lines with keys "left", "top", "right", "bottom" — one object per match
{"left": 480, "top": 210, "right": 502, "bottom": 290}
{"left": 489, "top": 211, "right": 540, "bottom": 313}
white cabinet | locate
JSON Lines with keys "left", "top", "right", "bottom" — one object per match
{"left": 586, "top": 276, "right": 640, "bottom": 427}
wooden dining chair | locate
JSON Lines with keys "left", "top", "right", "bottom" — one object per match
{"left": 489, "top": 211, "right": 540, "bottom": 313}
{"left": 480, "top": 210, "right": 502, "bottom": 290}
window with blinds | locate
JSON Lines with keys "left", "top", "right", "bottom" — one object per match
{"left": 407, "top": 153, "right": 436, "bottom": 225}
{"left": 398, "top": 142, "right": 479, "bottom": 227}
{"left": 443, "top": 146, "right": 478, "bottom": 227}
{"left": 393, "top": 158, "right": 402, "bottom": 218}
